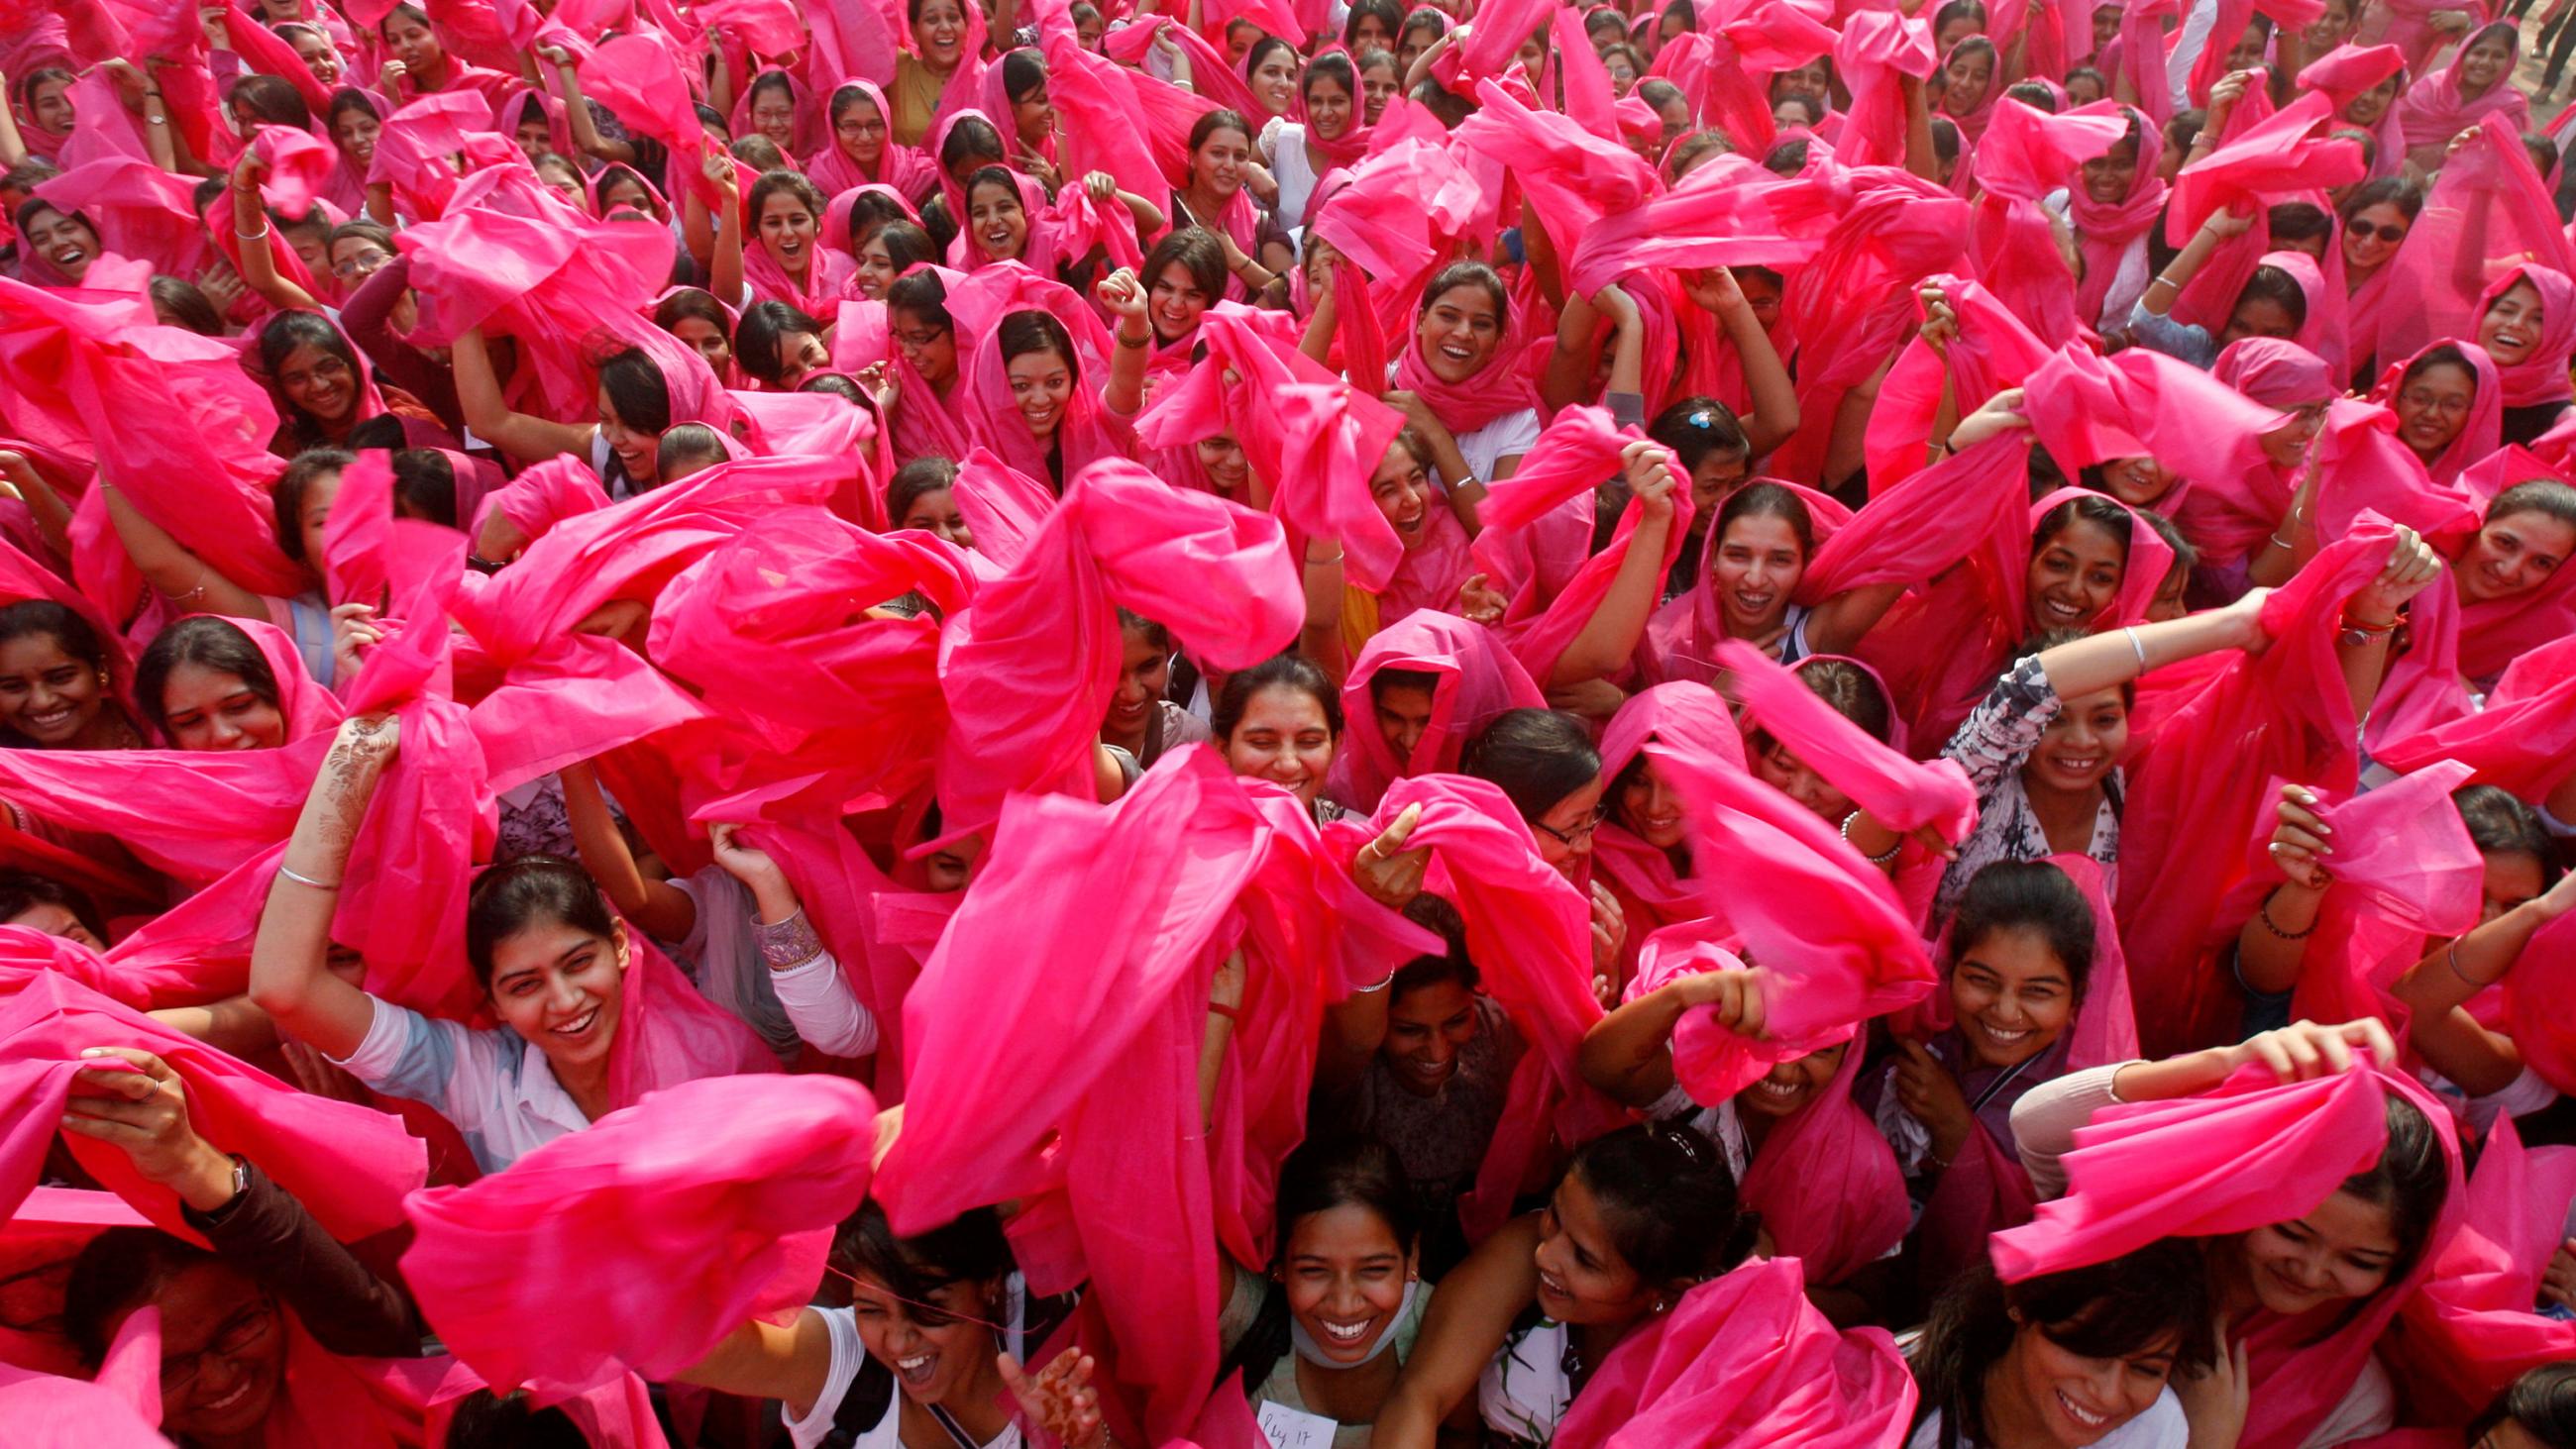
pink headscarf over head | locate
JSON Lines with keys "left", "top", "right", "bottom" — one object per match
{"left": 2393, "top": 21, "right": 2529, "bottom": 165}
{"left": 807, "top": 79, "right": 941, "bottom": 205}
{"left": 2369, "top": 339, "right": 2502, "bottom": 485}
{"left": 1322, "top": 612, "right": 1546, "bottom": 814}
{"left": 951, "top": 262, "right": 1133, "bottom": 483}
{"left": 1392, "top": 267, "right": 1542, "bottom": 436}
{"left": 2477, "top": 262, "right": 2576, "bottom": 409}
{"left": 1591, "top": 682, "right": 1748, "bottom": 951}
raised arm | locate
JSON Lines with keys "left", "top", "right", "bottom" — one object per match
{"left": 452, "top": 326, "right": 595, "bottom": 464}
{"left": 230, "top": 151, "right": 323, "bottom": 311}
{"left": 1546, "top": 441, "right": 1678, "bottom": 686}
{"left": 2391, "top": 872, "right": 2576, "bottom": 1096}
{"left": 2029, "top": 584, "right": 2269, "bottom": 699}
{"left": 562, "top": 762, "right": 697, "bottom": 941}
{"left": 701, "top": 152, "right": 744, "bottom": 306}
{"left": 1687, "top": 267, "right": 1799, "bottom": 455}
{"left": 247, "top": 715, "right": 399, "bottom": 1061}
{"left": 1577, "top": 966, "right": 1764, "bottom": 1108}
{"left": 1097, "top": 266, "right": 1153, "bottom": 417}
{"left": 2139, "top": 206, "right": 2253, "bottom": 319}
{"left": 97, "top": 481, "right": 273, "bottom": 621}
{"left": 1373, "top": 1213, "right": 1543, "bottom": 1449}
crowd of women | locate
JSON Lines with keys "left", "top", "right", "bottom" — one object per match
{"left": 2, "top": 0, "right": 2576, "bottom": 1442}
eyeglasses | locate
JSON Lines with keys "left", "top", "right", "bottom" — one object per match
{"left": 161, "top": 1298, "right": 276, "bottom": 1397}
{"left": 1532, "top": 803, "right": 1610, "bottom": 847}
{"left": 331, "top": 249, "right": 390, "bottom": 278}
{"left": 2351, "top": 222, "right": 2407, "bottom": 244}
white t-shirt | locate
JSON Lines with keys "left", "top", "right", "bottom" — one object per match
{"left": 1906, "top": 1387, "right": 2188, "bottom": 1449}
{"left": 784, "top": 1306, "right": 1025, "bottom": 1449}
{"left": 1456, "top": 408, "right": 1545, "bottom": 488}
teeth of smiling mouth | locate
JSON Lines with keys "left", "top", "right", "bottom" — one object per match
{"left": 2058, "top": 1391, "right": 2107, "bottom": 1427}
{"left": 1321, "top": 1319, "right": 1369, "bottom": 1341}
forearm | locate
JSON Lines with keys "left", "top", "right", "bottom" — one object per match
{"left": 147, "top": 996, "right": 282, "bottom": 1058}
{"left": 2034, "top": 608, "right": 2248, "bottom": 698}
{"left": 194, "top": 1163, "right": 422, "bottom": 1357}
{"left": 2140, "top": 229, "right": 2223, "bottom": 317}
{"left": 1298, "top": 541, "right": 1346, "bottom": 670}
{"left": 98, "top": 483, "right": 268, "bottom": 618}
{"left": 2234, "top": 883, "right": 2322, "bottom": 995}
{"left": 1576, "top": 982, "right": 1688, "bottom": 1106}
{"left": 1106, "top": 325, "right": 1149, "bottom": 416}
{"left": 1299, "top": 288, "right": 1339, "bottom": 365}
{"left": 1541, "top": 295, "right": 1603, "bottom": 411}
{"left": 1724, "top": 305, "right": 1799, "bottom": 455}
{"left": 2105, "top": 1045, "right": 2239, "bottom": 1103}
{"left": 248, "top": 738, "right": 388, "bottom": 1055}
{"left": 1550, "top": 514, "right": 1672, "bottom": 685}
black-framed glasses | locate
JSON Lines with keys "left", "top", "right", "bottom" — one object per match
{"left": 1532, "top": 803, "right": 1610, "bottom": 847}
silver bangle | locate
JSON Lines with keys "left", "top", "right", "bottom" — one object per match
{"left": 276, "top": 863, "right": 342, "bottom": 890}
{"left": 1353, "top": 966, "right": 1399, "bottom": 993}
{"left": 2123, "top": 625, "right": 2148, "bottom": 672}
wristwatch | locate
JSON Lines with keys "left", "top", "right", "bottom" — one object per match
{"left": 197, "top": 1154, "right": 251, "bottom": 1224}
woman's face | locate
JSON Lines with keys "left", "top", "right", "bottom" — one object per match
{"left": 2091, "top": 4, "right": 2122, "bottom": 54}
{"left": 1011, "top": 81, "right": 1055, "bottom": 145}
{"left": 1192, "top": 125, "right": 1254, "bottom": 197}
{"left": 1605, "top": 51, "right": 1641, "bottom": 93}
{"left": 1740, "top": 1041, "right": 1848, "bottom": 1121}
{"left": 855, "top": 235, "right": 903, "bottom": 299}
{"left": 24, "top": 206, "right": 96, "bottom": 283}
{"left": 2346, "top": 74, "right": 2399, "bottom": 127}
{"left": 2027, "top": 517, "right": 2126, "bottom": 633}
{"left": 1373, "top": 681, "right": 1436, "bottom": 763}
{"left": 2080, "top": 139, "right": 2139, "bottom": 205}
{"left": 1400, "top": 23, "right": 1440, "bottom": 71}
{"left": 1942, "top": 48, "right": 1993, "bottom": 113}
{"left": 913, "top": 0, "right": 967, "bottom": 68}
{"left": 1382, "top": 976, "right": 1477, "bottom": 1093}
{"left": 1003, "top": 345, "right": 1072, "bottom": 439}
{"left": 1950, "top": 924, "right": 2078, "bottom": 1071}
{"left": 1360, "top": 60, "right": 1401, "bottom": 123}
{"left": 1530, "top": 775, "right": 1607, "bottom": 878}
{"left": 1282, "top": 1204, "right": 1414, "bottom": 1364}
{"left": 1076, "top": 9, "right": 1105, "bottom": 48}
{"left": 1772, "top": 58, "right": 1832, "bottom": 104}
{"left": 1106, "top": 628, "right": 1170, "bottom": 740}
{"left": 1710, "top": 513, "right": 1805, "bottom": 638}
{"left": 1197, "top": 434, "right": 1251, "bottom": 494}
{"left": 1307, "top": 74, "right": 1355, "bottom": 142}
{"left": 2478, "top": 280, "right": 2545, "bottom": 367}
{"left": 2145, "top": 563, "right": 2189, "bottom": 624}
{"left": 382, "top": 13, "right": 442, "bottom": 75}
{"left": 536, "top": 157, "right": 584, "bottom": 206}
{"left": 773, "top": 329, "right": 829, "bottom": 389}
{"left": 2258, "top": 402, "right": 2327, "bottom": 469}
{"left": 1148, "top": 260, "right": 1213, "bottom": 344}
{"left": 894, "top": 308, "right": 957, "bottom": 385}
{"left": 7, "top": 899, "right": 104, "bottom": 950}
{"left": 289, "top": 31, "right": 342, "bottom": 87}
{"left": 2028, "top": 683, "right": 2128, "bottom": 795}
{"left": 2393, "top": 361, "right": 2476, "bottom": 461}
{"left": 1226, "top": 20, "right": 1260, "bottom": 64}
{"left": 1252, "top": 48, "right": 1300, "bottom": 116}
{"left": 153, "top": 1264, "right": 287, "bottom": 1441}
{"left": 1515, "top": 35, "right": 1548, "bottom": 86}
{"left": 1349, "top": 11, "right": 1394, "bottom": 52}
{"left": 1753, "top": 737, "right": 1858, "bottom": 822}
{"left": 2066, "top": 72, "right": 2106, "bottom": 106}
{"left": 758, "top": 189, "right": 820, "bottom": 274}
{"left": 968, "top": 179, "right": 1029, "bottom": 261}
{"left": 2452, "top": 507, "right": 2573, "bottom": 603}
{"left": 2225, "top": 1189, "right": 2402, "bottom": 1317}
{"left": 1616, "top": 754, "right": 1687, "bottom": 851}
{"left": 2222, "top": 21, "right": 2268, "bottom": 73}
{"left": 293, "top": 466, "right": 343, "bottom": 572}
{"left": 161, "top": 666, "right": 286, "bottom": 752}
{"left": 1991, "top": 1319, "right": 2181, "bottom": 1449}
{"left": 1223, "top": 684, "right": 1335, "bottom": 804}
{"left": 333, "top": 107, "right": 381, "bottom": 165}
{"left": 2479, "top": 849, "right": 2546, "bottom": 925}
{"left": 836, "top": 94, "right": 890, "bottom": 164}
{"left": 750, "top": 84, "right": 798, "bottom": 152}
{"left": 670, "top": 315, "right": 733, "bottom": 375}
{"left": 898, "top": 484, "right": 972, "bottom": 547}
{"left": 2096, "top": 456, "right": 2173, "bottom": 510}
{"left": 2460, "top": 32, "right": 2514, "bottom": 94}
{"left": 26, "top": 75, "right": 72, "bottom": 134}
{"left": 1415, "top": 283, "right": 1505, "bottom": 384}
{"left": 0, "top": 633, "right": 103, "bottom": 746}
{"left": 2342, "top": 202, "right": 2410, "bottom": 272}
{"left": 851, "top": 1271, "right": 1001, "bottom": 1404}
{"left": 1532, "top": 1171, "right": 1658, "bottom": 1327}
{"left": 1370, "top": 445, "right": 1434, "bottom": 549}
{"left": 2305, "top": 0, "right": 2353, "bottom": 50}
{"left": 485, "top": 917, "right": 627, "bottom": 1074}
{"left": 596, "top": 385, "right": 662, "bottom": 482}
{"left": 514, "top": 114, "right": 554, "bottom": 162}
{"left": 2218, "top": 296, "right": 2301, "bottom": 348}
{"left": 1686, "top": 451, "right": 1751, "bottom": 529}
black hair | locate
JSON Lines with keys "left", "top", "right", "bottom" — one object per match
{"left": 1948, "top": 860, "right": 2097, "bottom": 1001}
{"left": 389, "top": 448, "right": 459, "bottom": 528}
{"left": 1460, "top": 708, "right": 1601, "bottom": 824}
{"left": 148, "top": 275, "right": 225, "bottom": 337}
{"left": 0, "top": 155, "right": 60, "bottom": 197}
{"left": 595, "top": 345, "right": 674, "bottom": 436}
{"left": 734, "top": 299, "right": 826, "bottom": 386}
{"left": 1713, "top": 481, "right": 1817, "bottom": 559}
{"left": 1275, "top": 1135, "right": 1421, "bottom": 1264}
{"left": 1929, "top": 117, "right": 1962, "bottom": 168}
{"left": 1416, "top": 259, "right": 1508, "bottom": 326}
{"left": 747, "top": 166, "right": 825, "bottom": 223}
{"left": 1564, "top": 1122, "right": 1759, "bottom": 1289}
{"left": 464, "top": 855, "right": 617, "bottom": 992}
{"left": 2140, "top": 506, "right": 2197, "bottom": 578}
{"left": 889, "top": 456, "right": 961, "bottom": 524}
{"left": 2313, "top": 1091, "right": 2449, "bottom": 1334}
{"left": 0, "top": 870, "right": 108, "bottom": 941}
{"left": 938, "top": 114, "right": 1008, "bottom": 176}
{"left": 1370, "top": 666, "right": 1440, "bottom": 708}
{"left": 729, "top": 135, "right": 787, "bottom": 169}
{"left": 2475, "top": 1363, "right": 2576, "bottom": 1447}
{"left": 445, "top": 1390, "right": 590, "bottom": 1449}
{"left": 2267, "top": 200, "right": 2331, "bottom": 251}
{"left": 1746, "top": 657, "right": 1895, "bottom": 761}
{"left": 325, "top": 85, "right": 382, "bottom": 137}
{"left": 1142, "top": 227, "right": 1230, "bottom": 315}
{"left": 0, "top": 600, "right": 113, "bottom": 745}
{"left": 996, "top": 309, "right": 1079, "bottom": 380}
{"left": 1117, "top": 607, "right": 1174, "bottom": 653}
{"left": 655, "top": 423, "right": 731, "bottom": 479}
{"left": 887, "top": 269, "right": 954, "bottom": 332}
{"left": 2453, "top": 784, "right": 2560, "bottom": 886}
{"left": 1390, "top": 891, "right": 1476, "bottom": 998}
{"left": 258, "top": 310, "right": 367, "bottom": 437}
{"left": 846, "top": 189, "right": 916, "bottom": 251}
{"left": 1932, "top": 0, "right": 1989, "bottom": 35}
{"left": 64, "top": 1229, "right": 239, "bottom": 1368}
{"left": 1243, "top": 36, "right": 1299, "bottom": 84}
{"left": 830, "top": 1199, "right": 1015, "bottom": 1311}
{"left": 964, "top": 164, "right": 1027, "bottom": 228}
{"left": 828, "top": 81, "right": 889, "bottom": 130}
{"left": 1344, "top": 0, "right": 1406, "bottom": 49}
{"left": 2489, "top": 477, "right": 2576, "bottom": 533}
{"left": 134, "top": 617, "right": 285, "bottom": 741}
{"left": 802, "top": 373, "right": 870, "bottom": 404}
{"left": 2233, "top": 263, "right": 2308, "bottom": 333}
{"left": 230, "top": 72, "right": 311, "bottom": 130}
{"left": 378, "top": 2, "right": 431, "bottom": 36}
{"left": 1664, "top": 128, "right": 1733, "bottom": 181}
{"left": 652, "top": 287, "right": 732, "bottom": 342}
{"left": 1188, "top": 107, "right": 1257, "bottom": 156}
{"left": 270, "top": 447, "right": 355, "bottom": 563}
{"left": 1304, "top": 51, "right": 1358, "bottom": 110}
{"left": 1400, "top": 7, "right": 1449, "bottom": 46}
{"left": 2033, "top": 491, "right": 2135, "bottom": 565}
{"left": 867, "top": 219, "right": 937, "bottom": 278}
{"left": 1214, "top": 654, "right": 1342, "bottom": 743}
{"left": 1909, "top": 1241, "right": 2219, "bottom": 1440}
{"left": 1001, "top": 48, "right": 1048, "bottom": 105}
{"left": 2001, "top": 80, "right": 2058, "bottom": 112}
{"left": 592, "top": 162, "right": 661, "bottom": 218}
{"left": 2065, "top": 64, "right": 2109, "bottom": 96}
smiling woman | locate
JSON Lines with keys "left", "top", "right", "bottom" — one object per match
{"left": 0, "top": 600, "right": 138, "bottom": 751}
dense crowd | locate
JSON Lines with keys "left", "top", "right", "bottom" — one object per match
{"left": 2, "top": 0, "right": 2576, "bottom": 1444}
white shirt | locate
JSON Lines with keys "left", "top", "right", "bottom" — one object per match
{"left": 1907, "top": 1388, "right": 2188, "bottom": 1449}
{"left": 333, "top": 997, "right": 589, "bottom": 1174}
{"left": 1457, "top": 407, "right": 1545, "bottom": 488}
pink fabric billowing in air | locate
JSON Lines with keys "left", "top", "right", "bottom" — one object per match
{"left": 1590, "top": 685, "right": 1747, "bottom": 964}
{"left": 2372, "top": 630, "right": 2576, "bottom": 800}
{"left": 1553, "top": 1256, "right": 1916, "bottom": 1449}
{"left": 1863, "top": 275, "right": 2053, "bottom": 491}
{"left": 1736, "top": 1036, "right": 1912, "bottom": 1288}
{"left": 2162, "top": 93, "right": 2362, "bottom": 335}
{"left": 0, "top": 973, "right": 426, "bottom": 1241}
{"left": 1471, "top": 406, "right": 1690, "bottom": 684}
{"left": 2507, "top": 909, "right": 2576, "bottom": 1096}
{"left": 402, "top": 1074, "right": 878, "bottom": 1397}
{"left": 2373, "top": 115, "right": 2576, "bottom": 373}
{"left": 1994, "top": 1066, "right": 2463, "bottom": 1449}
{"left": 1716, "top": 641, "right": 1975, "bottom": 838}
{"left": 934, "top": 459, "right": 1298, "bottom": 844}
{"left": 1323, "top": 612, "right": 1546, "bottom": 815}
{"left": 2390, "top": 1117, "right": 2576, "bottom": 1418}
{"left": 1650, "top": 740, "right": 1939, "bottom": 1100}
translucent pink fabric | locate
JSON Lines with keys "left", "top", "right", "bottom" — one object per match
{"left": 1649, "top": 740, "right": 1938, "bottom": 1099}
{"left": 933, "top": 458, "right": 1298, "bottom": 842}
{"left": 1554, "top": 1257, "right": 1916, "bottom": 1449}
{"left": 2507, "top": 908, "right": 2576, "bottom": 1095}
{"left": 1562, "top": 153, "right": 1824, "bottom": 306}
{"left": 578, "top": 34, "right": 719, "bottom": 211}
{"left": 2392, "top": 1118, "right": 2576, "bottom": 1418}
{"left": 2373, "top": 631, "right": 2576, "bottom": 799}
{"left": 1738, "top": 1039, "right": 1912, "bottom": 1287}
{"left": 1323, "top": 612, "right": 1545, "bottom": 813}
{"left": 2393, "top": 30, "right": 2531, "bottom": 161}
{"left": 1833, "top": 12, "right": 1938, "bottom": 169}
{"left": 1994, "top": 1066, "right": 2463, "bottom": 1449}
{"left": 1717, "top": 641, "right": 1975, "bottom": 836}
{"left": 1591, "top": 684, "right": 1748, "bottom": 955}
{"left": 402, "top": 1074, "right": 878, "bottom": 1397}
{"left": 2374, "top": 116, "right": 2576, "bottom": 372}
{"left": 2163, "top": 93, "right": 2362, "bottom": 334}
{"left": 949, "top": 445, "right": 1057, "bottom": 570}
{"left": 0, "top": 973, "right": 425, "bottom": 1240}
{"left": 2021, "top": 343, "right": 2292, "bottom": 488}
{"left": 1473, "top": 407, "right": 1689, "bottom": 683}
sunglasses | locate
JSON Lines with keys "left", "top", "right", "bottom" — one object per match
{"left": 2350, "top": 222, "right": 2407, "bottom": 244}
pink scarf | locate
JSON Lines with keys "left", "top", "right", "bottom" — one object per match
{"left": 2478, "top": 262, "right": 2576, "bottom": 408}
{"left": 806, "top": 80, "right": 941, "bottom": 205}
{"left": 744, "top": 233, "right": 861, "bottom": 315}
{"left": 2369, "top": 339, "right": 2503, "bottom": 485}
{"left": 2068, "top": 103, "right": 2169, "bottom": 330}
{"left": 1323, "top": 612, "right": 1544, "bottom": 813}
{"left": 2394, "top": 22, "right": 2529, "bottom": 160}
{"left": 1390, "top": 305, "right": 1541, "bottom": 438}
{"left": 954, "top": 265, "right": 1134, "bottom": 485}
{"left": 1591, "top": 684, "right": 1749, "bottom": 951}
